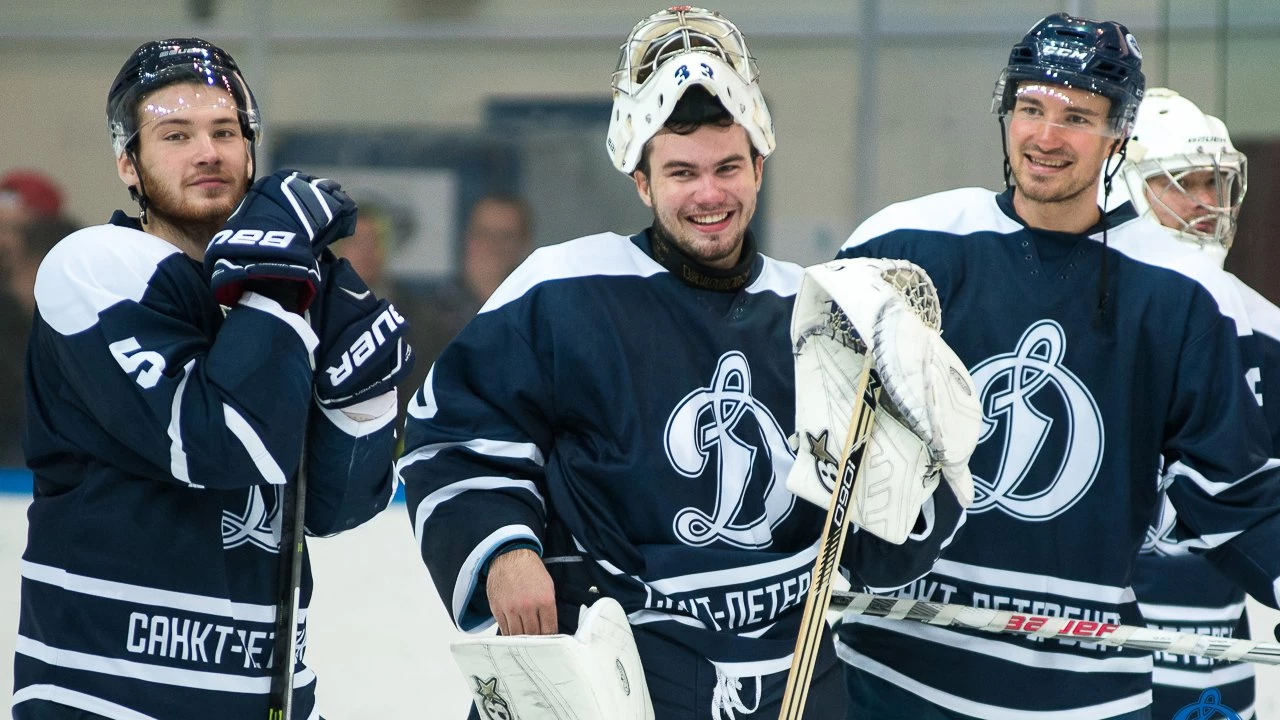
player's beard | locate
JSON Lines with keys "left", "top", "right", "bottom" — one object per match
{"left": 139, "top": 162, "right": 245, "bottom": 245}
{"left": 1011, "top": 154, "right": 1102, "bottom": 206}
{"left": 650, "top": 213, "right": 745, "bottom": 269}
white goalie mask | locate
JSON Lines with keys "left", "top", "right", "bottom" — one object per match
{"left": 1107, "top": 88, "right": 1247, "bottom": 259}
{"left": 606, "top": 6, "right": 775, "bottom": 174}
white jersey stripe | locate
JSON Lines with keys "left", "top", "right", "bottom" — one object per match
{"left": 644, "top": 539, "right": 819, "bottom": 594}
{"left": 929, "top": 559, "right": 1136, "bottom": 604}
{"left": 168, "top": 360, "right": 195, "bottom": 486}
{"left": 15, "top": 636, "right": 317, "bottom": 694}
{"left": 411, "top": 477, "right": 544, "bottom": 547}
{"left": 12, "top": 684, "right": 161, "bottom": 720}
{"left": 1138, "top": 599, "right": 1247, "bottom": 622}
{"left": 397, "top": 437, "right": 545, "bottom": 471}
{"left": 20, "top": 560, "right": 302, "bottom": 623}
{"left": 837, "top": 640, "right": 1152, "bottom": 720}
{"left": 223, "top": 404, "right": 286, "bottom": 486}
{"left": 1153, "top": 661, "right": 1254, "bottom": 688}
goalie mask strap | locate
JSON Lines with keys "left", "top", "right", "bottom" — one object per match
{"left": 647, "top": 225, "right": 758, "bottom": 292}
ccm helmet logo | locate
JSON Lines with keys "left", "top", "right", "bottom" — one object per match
{"left": 1041, "top": 42, "right": 1090, "bottom": 62}
{"left": 326, "top": 305, "right": 407, "bottom": 385}
{"left": 210, "top": 229, "right": 297, "bottom": 247}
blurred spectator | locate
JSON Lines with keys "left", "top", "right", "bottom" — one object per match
{"left": 461, "top": 193, "right": 534, "bottom": 304}
{"left": 0, "top": 169, "right": 64, "bottom": 286}
{"left": 335, "top": 201, "right": 392, "bottom": 296}
{"left": 415, "top": 194, "right": 534, "bottom": 359}
{"left": 393, "top": 193, "right": 534, "bottom": 422}
{"left": 330, "top": 193, "right": 534, "bottom": 428}
{"left": 1, "top": 213, "right": 81, "bottom": 467}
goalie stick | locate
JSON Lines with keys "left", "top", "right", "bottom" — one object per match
{"left": 778, "top": 361, "right": 881, "bottom": 720}
{"left": 267, "top": 426, "right": 308, "bottom": 720}
{"left": 830, "top": 591, "right": 1280, "bottom": 666}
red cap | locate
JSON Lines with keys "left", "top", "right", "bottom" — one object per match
{"left": 0, "top": 169, "right": 64, "bottom": 218}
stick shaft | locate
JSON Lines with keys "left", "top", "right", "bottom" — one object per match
{"left": 779, "top": 366, "right": 880, "bottom": 720}
{"left": 831, "top": 591, "right": 1280, "bottom": 665}
{"left": 268, "top": 429, "right": 308, "bottom": 720}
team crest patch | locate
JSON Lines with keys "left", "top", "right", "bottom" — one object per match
{"left": 471, "top": 676, "right": 513, "bottom": 720}
{"left": 806, "top": 429, "right": 841, "bottom": 493}
{"left": 968, "top": 320, "right": 1103, "bottom": 521}
{"left": 664, "top": 351, "right": 796, "bottom": 548}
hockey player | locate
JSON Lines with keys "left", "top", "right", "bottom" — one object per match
{"left": 398, "top": 7, "right": 967, "bottom": 719}
{"left": 834, "top": 14, "right": 1280, "bottom": 719}
{"left": 11, "top": 39, "right": 413, "bottom": 719}
{"left": 1109, "top": 87, "right": 1272, "bottom": 720}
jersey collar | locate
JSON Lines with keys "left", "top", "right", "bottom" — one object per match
{"left": 996, "top": 187, "right": 1139, "bottom": 238}
{"left": 642, "top": 225, "right": 760, "bottom": 292}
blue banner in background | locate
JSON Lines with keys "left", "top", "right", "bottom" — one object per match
{"left": 0, "top": 468, "right": 32, "bottom": 495}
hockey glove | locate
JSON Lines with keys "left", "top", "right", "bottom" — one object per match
{"left": 205, "top": 169, "right": 358, "bottom": 311}
{"left": 312, "top": 253, "right": 415, "bottom": 409}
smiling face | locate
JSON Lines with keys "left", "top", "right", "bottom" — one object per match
{"left": 116, "top": 81, "right": 252, "bottom": 243}
{"left": 1007, "top": 83, "right": 1119, "bottom": 223}
{"left": 632, "top": 122, "right": 763, "bottom": 270}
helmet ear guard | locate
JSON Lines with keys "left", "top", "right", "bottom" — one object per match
{"left": 606, "top": 6, "right": 774, "bottom": 174}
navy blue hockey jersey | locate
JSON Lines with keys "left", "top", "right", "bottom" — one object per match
{"left": 398, "top": 231, "right": 963, "bottom": 692}
{"left": 11, "top": 214, "right": 399, "bottom": 720}
{"left": 834, "top": 188, "right": 1280, "bottom": 719}
{"left": 1133, "top": 277, "right": 1280, "bottom": 720}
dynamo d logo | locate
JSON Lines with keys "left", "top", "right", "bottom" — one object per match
{"left": 665, "top": 351, "right": 795, "bottom": 548}
{"left": 968, "top": 320, "right": 1104, "bottom": 521}
{"left": 1173, "top": 688, "right": 1241, "bottom": 720}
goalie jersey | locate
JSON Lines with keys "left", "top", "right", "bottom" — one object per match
{"left": 834, "top": 188, "right": 1280, "bottom": 719}
{"left": 12, "top": 213, "right": 398, "bottom": 720}
{"left": 1134, "top": 279, "right": 1280, "bottom": 720}
{"left": 399, "top": 230, "right": 963, "bottom": 690}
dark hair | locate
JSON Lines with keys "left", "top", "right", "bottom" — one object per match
{"left": 635, "top": 86, "right": 758, "bottom": 176}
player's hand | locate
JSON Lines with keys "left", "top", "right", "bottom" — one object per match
{"left": 204, "top": 169, "right": 357, "bottom": 311}
{"left": 312, "top": 253, "right": 415, "bottom": 408}
{"left": 486, "top": 548, "right": 558, "bottom": 636}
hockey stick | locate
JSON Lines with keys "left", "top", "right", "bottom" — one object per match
{"left": 830, "top": 591, "right": 1280, "bottom": 665}
{"left": 778, "top": 363, "right": 881, "bottom": 720}
{"left": 268, "top": 423, "right": 308, "bottom": 720}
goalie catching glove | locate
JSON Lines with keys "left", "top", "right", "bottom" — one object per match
{"left": 786, "top": 258, "right": 981, "bottom": 544}
{"left": 450, "top": 597, "right": 654, "bottom": 720}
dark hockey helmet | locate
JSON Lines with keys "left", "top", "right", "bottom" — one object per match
{"left": 992, "top": 13, "right": 1145, "bottom": 137}
{"left": 107, "top": 38, "right": 260, "bottom": 165}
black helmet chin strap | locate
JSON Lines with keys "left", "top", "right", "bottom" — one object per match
{"left": 125, "top": 147, "right": 151, "bottom": 225}
{"left": 998, "top": 115, "right": 1013, "bottom": 190}
{"left": 1095, "top": 136, "right": 1130, "bottom": 328}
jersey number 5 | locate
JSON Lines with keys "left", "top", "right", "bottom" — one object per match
{"left": 1247, "top": 367, "right": 1263, "bottom": 406}
{"left": 109, "top": 338, "right": 167, "bottom": 389}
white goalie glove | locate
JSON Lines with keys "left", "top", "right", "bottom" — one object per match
{"left": 450, "top": 597, "right": 654, "bottom": 720}
{"left": 785, "top": 258, "right": 981, "bottom": 544}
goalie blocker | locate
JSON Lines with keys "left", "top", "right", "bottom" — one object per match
{"left": 786, "top": 258, "right": 981, "bottom": 544}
